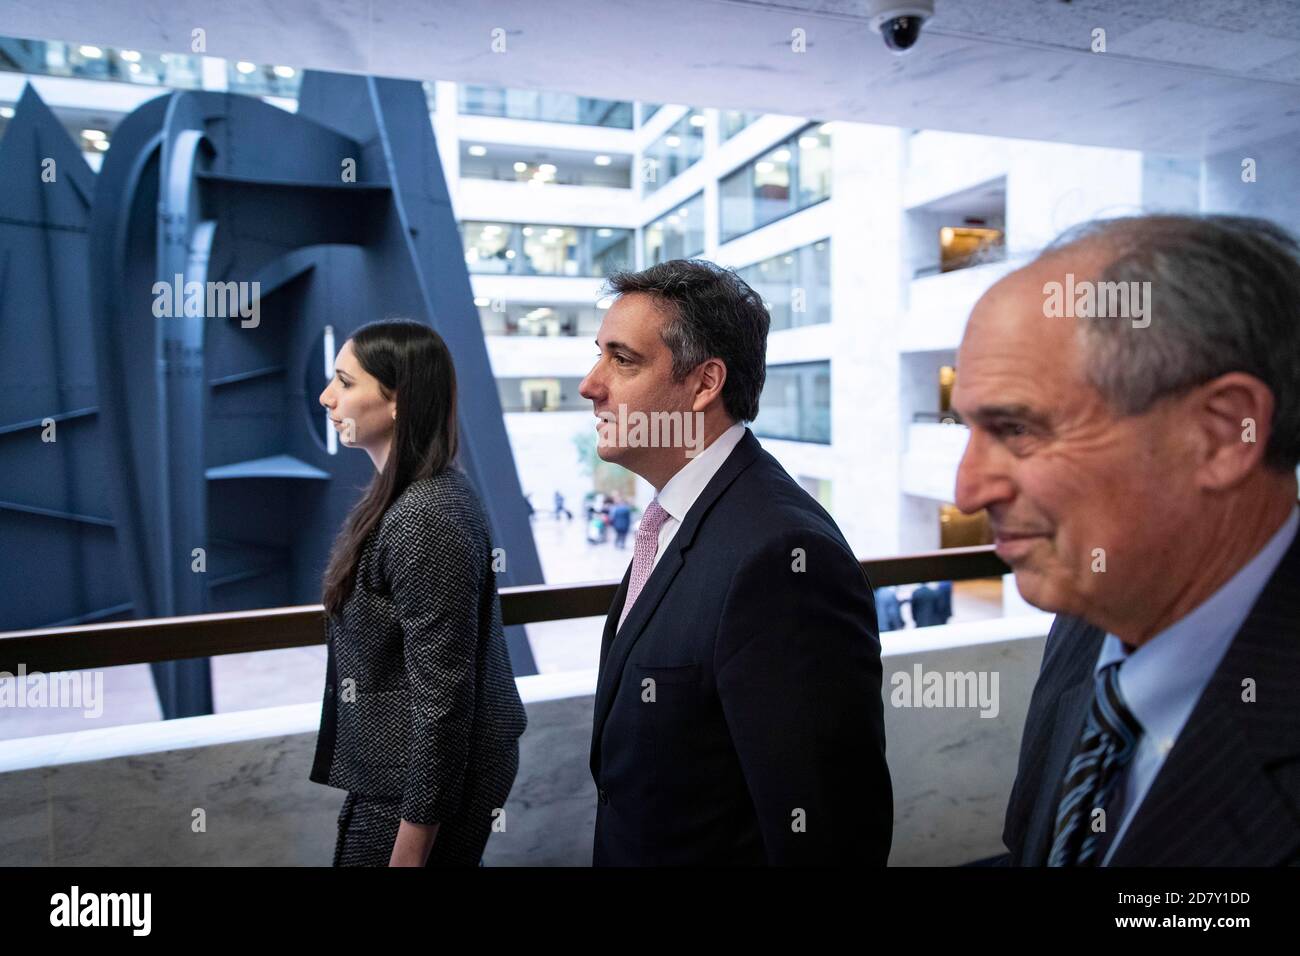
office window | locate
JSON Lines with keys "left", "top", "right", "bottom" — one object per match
{"left": 0, "top": 36, "right": 203, "bottom": 89}
{"left": 459, "top": 144, "right": 632, "bottom": 188}
{"left": 461, "top": 221, "right": 633, "bottom": 277}
{"left": 720, "top": 122, "right": 831, "bottom": 241}
{"left": 753, "top": 361, "right": 831, "bottom": 444}
{"left": 737, "top": 239, "right": 831, "bottom": 331}
{"left": 497, "top": 377, "right": 589, "bottom": 413}
{"left": 227, "top": 60, "right": 301, "bottom": 97}
{"left": 477, "top": 301, "right": 604, "bottom": 337}
{"left": 638, "top": 103, "right": 662, "bottom": 125}
{"left": 720, "top": 110, "right": 761, "bottom": 141}
{"left": 458, "top": 85, "right": 633, "bottom": 128}
{"left": 643, "top": 192, "right": 705, "bottom": 264}
{"left": 642, "top": 110, "right": 705, "bottom": 194}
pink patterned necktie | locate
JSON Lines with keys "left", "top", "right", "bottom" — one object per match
{"left": 617, "top": 498, "right": 670, "bottom": 632}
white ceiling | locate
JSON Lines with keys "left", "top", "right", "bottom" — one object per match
{"left": 3, "top": 0, "right": 1299, "bottom": 154}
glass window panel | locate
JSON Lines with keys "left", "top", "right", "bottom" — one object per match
{"left": 642, "top": 111, "right": 705, "bottom": 194}
{"left": 642, "top": 192, "right": 705, "bottom": 264}
{"left": 720, "top": 110, "right": 762, "bottom": 141}
{"left": 720, "top": 122, "right": 832, "bottom": 242}
{"left": 738, "top": 239, "right": 831, "bottom": 331}
{"left": 461, "top": 222, "right": 633, "bottom": 277}
{"left": 458, "top": 84, "right": 632, "bottom": 128}
{"left": 0, "top": 37, "right": 204, "bottom": 89}
{"left": 797, "top": 125, "right": 832, "bottom": 206}
{"left": 753, "top": 361, "right": 831, "bottom": 443}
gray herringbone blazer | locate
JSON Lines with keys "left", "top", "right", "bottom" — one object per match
{"left": 310, "top": 468, "right": 527, "bottom": 825}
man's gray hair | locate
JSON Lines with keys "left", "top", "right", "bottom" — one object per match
{"left": 1045, "top": 214, "right": 1300, "bottom": 472}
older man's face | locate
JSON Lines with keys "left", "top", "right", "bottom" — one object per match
{"left": 951, "top": 254, "right": 1197, "bottom": 621}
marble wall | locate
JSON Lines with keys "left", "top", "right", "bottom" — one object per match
{"left": 0, "top": 622, "right": 1050, "bottom": 866}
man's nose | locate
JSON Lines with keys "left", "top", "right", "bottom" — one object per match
{"left": 954, "top": 429, "right": 1014, "bottom": 515}
{"left": 579, "top": 365, "right": 601, "bottom": 402}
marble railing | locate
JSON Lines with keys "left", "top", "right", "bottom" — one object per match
{"left": 0, "top": 615, "right": 1052, "bottom": 866}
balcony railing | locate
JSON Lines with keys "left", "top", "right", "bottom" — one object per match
{"left": 0, "top": 547, "right": 1009, "bottom": 673}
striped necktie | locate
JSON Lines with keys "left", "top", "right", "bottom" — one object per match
{"left": 1048, "top": 661, "right": 1143, "bottom": 866}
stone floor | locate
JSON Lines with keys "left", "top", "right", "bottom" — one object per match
{"left": 0, "top": 515, "right": 1005, "bottom": 742}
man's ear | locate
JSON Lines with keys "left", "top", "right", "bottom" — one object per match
{"left": 1190, "top": 372, "right": 1276, "bottom": 491}
{"left": 691, "top": 358, "right": 728, "bottom": 413}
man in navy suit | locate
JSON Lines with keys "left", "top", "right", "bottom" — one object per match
{"left": 952, "top": 215, "right": 1300, "bottom": 865}
{"left": 580, "top": 259, "right": 892, "bottom": 865}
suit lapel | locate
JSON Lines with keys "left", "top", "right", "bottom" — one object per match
{"left": 589, "top": 429, "right": 763, "bottom": 773}
{"left": 1110, "top": 525, "right": 1300, "bottom": 865}
{"left": 1023, "top": 621, "right": 1102, "bottom": 864}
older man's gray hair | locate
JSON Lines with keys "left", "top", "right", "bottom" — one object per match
{"left": 1044, "top": 214, "right": 1300, "bottom": 472}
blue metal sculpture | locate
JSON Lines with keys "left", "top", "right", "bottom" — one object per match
{"left": 0, "top": 72, "right": 543, "bottom": 717}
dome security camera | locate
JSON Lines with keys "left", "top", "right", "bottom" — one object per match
{"left": 866, "top": 1, "right": 936, "bottom": 54}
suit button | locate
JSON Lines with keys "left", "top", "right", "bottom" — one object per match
{"left": 326, "top": 684, "right": 335, "bottom": 695}
{"left": 598, "top": 788, "right": 609, "bottom": 805}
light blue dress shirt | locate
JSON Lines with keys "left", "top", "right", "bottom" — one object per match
{"left": 1097, "top": 504, "right": 1299, "bottom": 864}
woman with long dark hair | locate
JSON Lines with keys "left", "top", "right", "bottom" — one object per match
{"left": 308, "top": 318, "right": 527, "bottom": 867}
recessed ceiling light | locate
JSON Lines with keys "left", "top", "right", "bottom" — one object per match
{"left": 120, "top": 50, "right": 141, "bottom": 63}
{"left": 665, "top": 135, "right": 681, "bottom": 148}
{"left": 79, "top": 45, "right": 103, "bottom": 59}
{"left": 236, "top": 61, "right": 256, "bottom": 74}
{"left": 0, "top": 107, "right": 14, "bottom": 119}
{"left": 81, "top": 129, "right": 107, "bottom": 142}
{"left": 468, "top": 145, "right": 487, "bottom": 156}
{"left": 593, "top": 154, "right": 611, "bottom": 166}
{"left": 272, "top": 65, "right": 296, "bottom": 79}
{"left": 513, "top": 161, "right": 527, "bottom": 172}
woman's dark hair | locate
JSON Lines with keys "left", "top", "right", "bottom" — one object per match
{"left": 321, "top": 319, "right": 459, "bottom": 614}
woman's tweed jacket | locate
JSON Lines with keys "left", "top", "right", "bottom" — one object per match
{"left": 310, "top": 468, "right": 528, "bottom": 825}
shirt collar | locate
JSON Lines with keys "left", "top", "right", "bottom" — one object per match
{"left": 656, "top": 422, "right": 747, "bottom": 523}
{"left": 1096, "top": 504, "right": 1299, "bottom": 747}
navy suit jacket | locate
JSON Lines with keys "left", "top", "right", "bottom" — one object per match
{"left": 1004, "top": 515, "right": 1300, "bottom": 865}
{"left": 589, "top": 428, "right": 893, "bottom": 865}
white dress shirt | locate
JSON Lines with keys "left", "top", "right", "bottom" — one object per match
{"left": 647, "top": 422, "right": 747, "bottom": 571}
